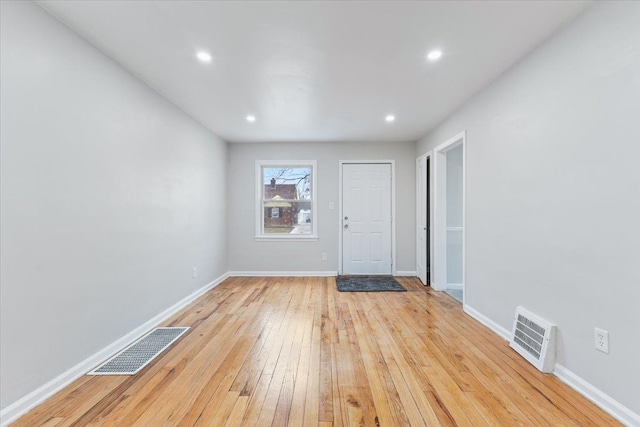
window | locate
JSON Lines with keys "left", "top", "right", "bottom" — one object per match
{"left": 256, "top": 160, "right": 317, "bottom": 240}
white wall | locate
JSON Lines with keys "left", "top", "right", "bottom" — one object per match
{"left": 227, "top": 141, "right": 416, "bottom": 273}
{"left": 417, "top": 1, "right": 640, "bottom": 417}
{"left": 0, "top": 1, "right": 228, "bottom": 410}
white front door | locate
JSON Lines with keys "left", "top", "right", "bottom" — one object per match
{"left": 342, "top": 163, "right": 392, "bottom": 275}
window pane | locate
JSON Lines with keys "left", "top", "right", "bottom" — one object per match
{"left": 263, "top": 201, "right": 312, "bottom": 235}
{"left": 260, "top": 164, "right": 314, "bottom": 237}
{"left": 263, "top": 167, "right": 312, "bottom": 200}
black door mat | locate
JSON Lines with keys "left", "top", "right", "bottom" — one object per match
{"left": 336, "top": 275, "right": 407, "bottom": 292}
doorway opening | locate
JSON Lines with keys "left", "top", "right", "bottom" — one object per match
{"left": 339, "top": 161, "right": 395, "bottom": 275}
{"left": 433, "top": 132, "right": 466, "bottom": 303}
{"left": 416, "top": 153, "right": 431, "bottom": 286}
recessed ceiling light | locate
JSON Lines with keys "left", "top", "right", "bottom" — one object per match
{"left": 246, "top": 115, "right": 256, "bottom": 122}
{"left": 427, "top": 49, "right": 443, "bottom": 61}
{"left": 385, "top": 115, "right": 395, "bottom": 122}
{"left": 196, "top": 51, "right": 212, "bottom": 63}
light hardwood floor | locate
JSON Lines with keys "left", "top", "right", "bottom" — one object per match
{"left": 13, "top": 276, "right": 620, "bottom": 426}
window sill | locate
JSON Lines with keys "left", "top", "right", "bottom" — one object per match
{"left": 254, "top": 235, "right": 319, "bottom": 242}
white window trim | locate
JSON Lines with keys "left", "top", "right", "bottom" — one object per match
{"left": 255, "top": 160, "right": 318, "bottom": 241}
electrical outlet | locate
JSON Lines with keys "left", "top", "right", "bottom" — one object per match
{"left": 322, "top": 253, "right": 328, "bottom": 261}
{"left": 594, "top": 328, "right": 609, "bottom": 353}
{"left": 192, "top": 267, "right": 197, "bottom": 279}
{"left": 329, "top": 202, "right": 335, "bottom": 210}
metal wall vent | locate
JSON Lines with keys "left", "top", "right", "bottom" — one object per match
{"left": 510, "top": 307, "right": 556, "bottom": 373}
{"left": 88, "top": 327, "right": 189, "bottom": 375}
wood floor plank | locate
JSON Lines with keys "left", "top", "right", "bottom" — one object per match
{"left": 205, "top": 390, "right": 241, "bottom": 427}
{"left": 341, "top": 298, "right": 378, "bottom": 427}
{"left": 318, "top": 279, "right": 334, "bottom": 423}
{"left": 38, "top": 417, "right": 64, "bottom": 427}
{"left": 254, "top": 280, "right": 306, "bottom": 427}
{"left": 12, "top": 277, "right": 622, "bottom": 427}
{"left": 351, "top": 305, "right": 412, "bottom": 427}
{"left": 224, "top": 395, "right": 250, "bottom": 427}
{"left": 286, "top": 281, "right": 315, "bottom": 426}
{"left": 348, "top": 306, "right": 396, "bottom": 427}
{"left": 357, "top": 296, "right": 447, "bottom": 426}
{"left": 302, "top": 278, "right": 323, "bottom": 427}
{"left": 128, "top": 305, "right": 262, "bottom": 426}
{"left": 242, "top": 285, "right": 297, "bottom": 425}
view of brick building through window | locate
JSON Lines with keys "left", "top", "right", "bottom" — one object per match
{"left": 262, "top": 167, "right": 312, "bottom": 234}
{"left": 264, "top": 179, "right": 297, "bottom": 230}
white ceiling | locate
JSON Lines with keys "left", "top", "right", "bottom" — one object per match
{"left": 37, "top": 1, "right": 592, "bottom": 143}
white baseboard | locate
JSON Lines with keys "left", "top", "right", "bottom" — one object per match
{"left": 228, "top": 271, "right": 337, "bottom": 277}
{"left": 463, "top": 304, "right": 512, "bottom": 341}
{"left": 462, "top": 305, "right": 639, "bottom": 427}
{"left": 553, "top": 364, "right": 640, "bottom": 427}
{"left": 0, "top": 272, "right": 230, "bottom": 427}
{"left": 394, "top": 270, "right": 417, "bottom": 276}
{"left": 446, "top": 283, "right": 463, "bottom": 290}
{"left": 228, "top": 271, "right": 415, "bottom": 277}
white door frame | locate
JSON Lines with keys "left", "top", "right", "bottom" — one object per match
{"left": 433, "top": 132, "right": 466, "bottom": 303}
{"left": 416, "top": 151, "right": 433, "bottom": 286}
{"left": 338, "top": 160, "right": 396, "bottom": 275}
